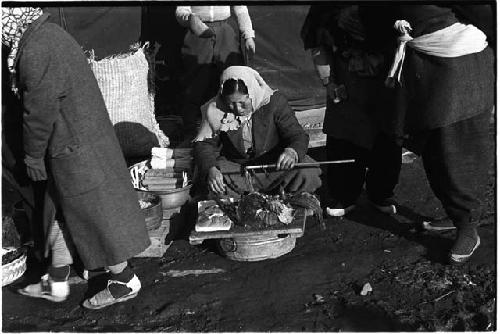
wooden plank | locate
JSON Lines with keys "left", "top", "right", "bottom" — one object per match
{"left": 135, "top": 219, "right": 171, "bottom": 258}
{"left": 189, "top": 208, "right": 306, "bottom": 245}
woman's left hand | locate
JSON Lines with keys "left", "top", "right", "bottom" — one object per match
{"left": 245, "top": 38, "right": 256, "bottom": 57}
{"left": 277, "top": 148, "right": 298, "bottom": 170}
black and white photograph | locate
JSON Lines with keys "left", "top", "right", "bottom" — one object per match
{"left": 1, "top": 2, "right": 496, "bottom": 331}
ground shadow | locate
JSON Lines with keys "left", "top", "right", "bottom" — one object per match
{"left": 344, "top": 196, "right": 453, "bottom": 264}
{"left": 114, "top": 121, "right": 160, "bottom": 161}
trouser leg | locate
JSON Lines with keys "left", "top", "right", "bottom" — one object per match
{"left": 47, "top": 219, "right": 74, "bottom": 268}
{"left": 180, "top": 32, "right": 218, "bottom": 135}
{"left": 212, "top": 20, "right": 243, "bottom": 68}
{"left": 421, "top": 111, "right": 490, "bottom": 229}
{"left": 326, "top": 136, "right": 368, "bottom": 205}
{"left": 366, "top": 133, "right": 402, "bottom": 202}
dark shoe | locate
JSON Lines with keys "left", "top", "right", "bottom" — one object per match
{"left": 325, "top": 202, "right": 356, "bottom": 217}
{"left": 369, "top": 198, "right": 397, "bottom": 215}
{"left": 422, "top": 217, "right": 456, "bottom": 231}
{"left": 82, "top": 274, "right": 141, "bottom": 310}
{"left": 449, "top": 228, "right": 480, "bottom": 264}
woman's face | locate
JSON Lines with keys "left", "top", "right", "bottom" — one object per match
{"left": 224, "top": 92, "right": 253, "bottom": 117}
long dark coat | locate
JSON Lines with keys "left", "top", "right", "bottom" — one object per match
{"left": 300, "top": 5, "right": 397, "bottom": 149}
{"left": 15, "top": 13, "right": 150, "bottom": 269}
{"left": 385, "top": 5, "right": 495, "bottom": 139}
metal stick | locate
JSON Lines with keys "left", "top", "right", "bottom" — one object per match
{"left": 244, "top": 159, "right": 355, "bottom": 171}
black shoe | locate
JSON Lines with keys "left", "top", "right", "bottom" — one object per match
{"left": 449, "top": 228, "right": 480, "bottom": 264}
{"left": 369, "top": 198, "right": 397, "bottom": 215}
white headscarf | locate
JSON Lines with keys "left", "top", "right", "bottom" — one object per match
{"left": 194, "top": 66, "right": 275, "bottom": 142}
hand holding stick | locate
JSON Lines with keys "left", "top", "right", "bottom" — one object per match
{"left": 244, "top": 159, "right": 355, "bottom": 172}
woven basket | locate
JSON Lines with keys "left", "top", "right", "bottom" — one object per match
{"left": 89, "top": 46, "right": 169, "bottom": 158}
{"left": 2, "top": 252, "right": 27, "bottom": 286}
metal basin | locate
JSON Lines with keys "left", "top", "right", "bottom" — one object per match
{"left": 138, "top": 183, "right": 192, "bottom": 210}
{"left": 217, "top": 234, "right": 296, "bottom": 262}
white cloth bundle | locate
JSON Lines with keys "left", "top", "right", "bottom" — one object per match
{"left": 386, "top": 21, "right": 488, "bottom": 86}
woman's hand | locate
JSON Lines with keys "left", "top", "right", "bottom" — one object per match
{"left": 207, "top": 166, "right": 226, "bottom": 194}
{"left": 244, "top": 38, "right": 256, "bottom": 57}
{"left": 276, "top": 148, "right": 298, "bottom": 170}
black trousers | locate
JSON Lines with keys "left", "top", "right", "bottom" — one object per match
{"left": 326, "top": 134, "right": 402, "bottom": 205}
{"left": 180, "top": 20, "right": 243, "bottom": 134}
{"left": 419, "top": 111, "right": 490, "bottom": 229}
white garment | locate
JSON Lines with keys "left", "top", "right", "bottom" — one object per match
{"left": 387, "top": 21, "right": 488, "bottom": 85}
{"left": 175, "top": 6, "right": 255, "bottom": 39}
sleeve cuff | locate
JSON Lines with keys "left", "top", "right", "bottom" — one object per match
{"left": 242, "top": 30, "right": 255, "bottom": 40}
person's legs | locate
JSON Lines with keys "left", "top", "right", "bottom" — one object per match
{"left": 18, "top": 219, "right": 72, "bottom": 302}
{"left": 213, "top": 20, "right": 243, "bottom": 69}
{"left": 325, "top": 136, "right": 368, "bottom": 216}
{"left": 421, "top": 111, "right": 490, "bottom": 263}
{"left": 366, "top": 133, "right": 402, "bottom": 214}
{"left": 180, "top": 64, "right": 219, "bottom": 137}
{"left": 82, "top": 260, "right": 141, "bottom": 310}
{"left": 180, "top": 32, "right": 218, "bottom": 137}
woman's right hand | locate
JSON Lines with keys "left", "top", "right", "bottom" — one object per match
{"left": 207, "top": 166, "right": 226, "bottom": 194}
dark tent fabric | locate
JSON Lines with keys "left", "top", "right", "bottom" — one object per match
{"left": 44, "top": 6, "right": 142, "bottom": 60}
{"left": 249, "top": 6, "right": 326, "bottom": 111}
{"left": 43, "top": 5, "right": 326, "bottom": 112}
{"left": 143, "top": 5, "right": 326, "bottom": 112}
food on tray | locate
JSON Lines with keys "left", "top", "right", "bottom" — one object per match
{"left": 238, "top": 192, "right": 294, "bottom": 228}
{"left": 285, "top": 192, "right": 324, "bottom": 230}
{"left": 195, "top": 191, "right": 322, "bottom": 233}
{"left": 196, "top": 204, "right": 233, "bottom": 232}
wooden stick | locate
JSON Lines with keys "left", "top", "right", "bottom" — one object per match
{"left": 244, "top": 159, "right": 355, "bottom": 171}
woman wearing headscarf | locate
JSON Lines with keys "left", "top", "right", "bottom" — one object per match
{"left": 176, "top": 6, "right": 256, "bottom": 139}
{"left": 2, "top": 7, "right": 150, "bottom": 309}
{"left": 193, "top": 66, "right": 322, "bottom": 197}
{"left": 383, "top": 5, "right": 494, "bottom": 263}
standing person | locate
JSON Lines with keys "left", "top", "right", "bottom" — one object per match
{"left": 2, "top": 7, "right": 151, "bottom": 308}
{"left": 176, "top": 5, "right": 256, "bottom": 139}
{"left": 384, "top": 5, "right": 494, "bottom": 263}
{"left": 301, "top": 5, "right": 402, "bottom": 217}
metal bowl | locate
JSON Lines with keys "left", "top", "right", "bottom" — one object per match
{"left": 138, "top": 183, "right": 192, "bottom": 210}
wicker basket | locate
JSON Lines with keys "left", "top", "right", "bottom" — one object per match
{"left": 2, "top": 252, "right": 27, "bottom": 286}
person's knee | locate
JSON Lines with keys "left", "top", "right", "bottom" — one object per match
{"left": 286, "top": 168, "right": 322, "bottom": 193}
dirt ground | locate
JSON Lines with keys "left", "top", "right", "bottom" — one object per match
{"left": 2, "top": 130, "right": 496, "bottom": 332}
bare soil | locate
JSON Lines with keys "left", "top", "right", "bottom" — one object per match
{"left": 2, "top": 133, "right": 496, "bottom": 332}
